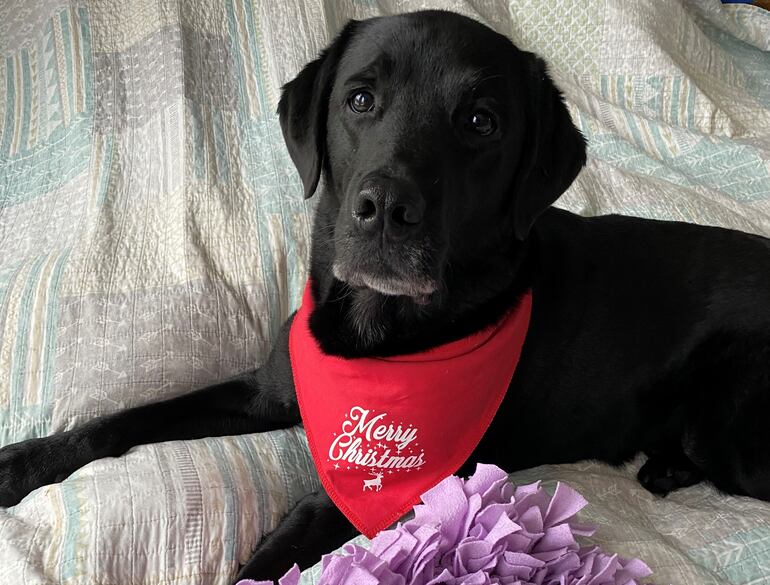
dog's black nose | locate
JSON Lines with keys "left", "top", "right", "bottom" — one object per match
{"left": 353, "top": 176, "right": 424, "bottom": 239}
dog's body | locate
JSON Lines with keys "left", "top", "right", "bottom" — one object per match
{"left": 1, "top": 10, "right": 769, "bottom": 582}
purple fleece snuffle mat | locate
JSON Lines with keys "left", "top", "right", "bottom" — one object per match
{"left": 238, "top": 463, "right": 654, "bottom": 585}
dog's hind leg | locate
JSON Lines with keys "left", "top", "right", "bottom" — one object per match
{"left": 234, "top": 490, "right": 357, "bottom": 583}
{"left": 637, "top": 444, "right": 704, "bottom": 496}
{"left": 635, "top": 401, "right": 704, "bottom": 496}
{"left": 652, "top": 335, "right": 770, "bottom": 501}
{"left": 697, "top": 366, "right": 770, "bottom": 501}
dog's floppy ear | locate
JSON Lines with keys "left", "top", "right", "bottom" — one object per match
{"left": 511, "top": 56, "right": 587, "bottom": 240}
{"left": 278, "top": 21, "right": 359, "bottom": 199}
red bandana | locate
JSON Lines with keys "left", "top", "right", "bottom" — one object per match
{"left": 289, "top": 283, "right": 532, "bottom": 538}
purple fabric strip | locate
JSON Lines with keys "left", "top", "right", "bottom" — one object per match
{"left": 237, "top": 463, "right": 653, "bottom": 585}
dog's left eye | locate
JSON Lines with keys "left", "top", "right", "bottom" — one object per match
{"left": 469, "top": 111, "right": 496, "bottom": 135}
{"left": 349, "top": 91, "right": 375, "bottom": 113}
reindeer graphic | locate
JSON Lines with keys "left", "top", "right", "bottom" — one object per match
{"left": 363, "top": 470, "right": 384, "bottom": 492}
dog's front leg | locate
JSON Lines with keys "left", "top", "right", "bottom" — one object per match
{"left": 0, "top": 317, "right": 300, "bottom": 507}
{"left": 234, "top": 489, "right": 357, "bottom": 583}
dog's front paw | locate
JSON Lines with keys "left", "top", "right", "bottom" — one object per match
{"left": 0, "top": 436, "right": 72, "bottom": 507}
{"left": 233, "top": 546, "right": 291, "bottom": 584}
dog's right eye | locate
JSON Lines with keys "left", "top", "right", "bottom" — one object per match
{"left": 468, "top": 111, "right": 497, "bottom": 136}
{"left": 349, "top": 91, "right": 375, "bottom": 113}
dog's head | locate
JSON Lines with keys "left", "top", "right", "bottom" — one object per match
{"left": 278, "top": 11, "right": 586, "bottom": 354}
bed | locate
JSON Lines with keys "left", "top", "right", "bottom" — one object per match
{"left": 0, "top": 1, "right": 769, "bottom": 583}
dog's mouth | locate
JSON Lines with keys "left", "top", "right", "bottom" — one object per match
{"left": 332, "top": 262, "right": 438, "bottom": 305}
{"left": 331, "top": 223, "right": 443, "bottom": 305}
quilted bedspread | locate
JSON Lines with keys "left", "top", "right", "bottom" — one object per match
{"left": 0, "top": 1, "right": 769, "bottom": 584}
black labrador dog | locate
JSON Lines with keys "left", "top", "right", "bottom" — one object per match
{"left": 2, "top": 10, "right": 770, "bottom": 581}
